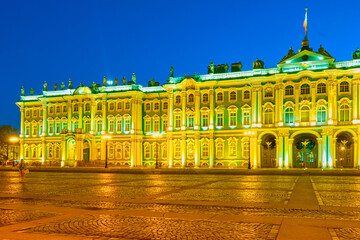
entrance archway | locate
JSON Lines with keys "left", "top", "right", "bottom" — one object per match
{"left": 293, "top": 134, "right": 318, "bottom": 168}
{"left": 83, "top": 141, "right": 90, "bottom": 162}
{"left": 67, "top": 139, "right": 76, "bottom": 161}
{"left": 261, "top": 134, "right": 277, "bottom": 168}
{"left": 336, "top": 132, "right": 354, "bottom": 168}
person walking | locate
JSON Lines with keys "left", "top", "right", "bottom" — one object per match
{"left": 18, "top": 159, "right": 28, "bottom": 181}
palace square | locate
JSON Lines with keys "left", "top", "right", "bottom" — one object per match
{"left": 16, "top": 38, "right": 360, "bottom": 169}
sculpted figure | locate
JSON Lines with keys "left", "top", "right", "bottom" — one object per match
{"left": 43, "top": 81, "right": 48, "bottom": 91}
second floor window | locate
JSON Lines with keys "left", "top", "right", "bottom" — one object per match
{"left": 243, "top": 90, "right": 250, "bottom": 100}
{"left": 340, "top": 82, "right": 350, "bottom": 93}
{"left": 202, "top": 113, "right": 209, "bottom": 127}
{"left": 285, "top": 85, "right": 294, "bottom": 96}
{"left": 229, "top": 112, "right": 237, "bottom": 126}
{"left": 317, "top": 83, "right": 326, "bottom": 94}
{"left": 216, "top": 92, "right": 223, "bottom": 102}
{"left": 243, "top": 111, "right": 250, "bottom": 125}
{"left": 216, "top": 113, "right": 223, "bottom": 127}
{"left": 203, "top": 93, "right": 209, "bottom": 102}
{"left": 301, "top": 84, "right": 310, "bottom": 95}
{"left": 188, "top": 94, "right": 194, "bottom": 103}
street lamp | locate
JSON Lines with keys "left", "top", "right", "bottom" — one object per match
{"left": 152, "top": 133, "right": 162, "bottom": 168}
{"left": 9, "top": 137, "right": 19, "bottom": 167}
{"left": 102, "top": 135, "right": 111, "bottom": 168}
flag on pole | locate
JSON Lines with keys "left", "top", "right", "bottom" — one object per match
{"left": 303, "top": 8, "right": 308, "bottom": 35}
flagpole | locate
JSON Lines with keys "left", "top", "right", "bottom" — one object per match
{"left": 304, "top": 8, "right": 308, "bottom": 40}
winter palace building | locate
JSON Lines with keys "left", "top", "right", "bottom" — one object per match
{"left": 16, "top": 38, "right": 360, "bottom": 168}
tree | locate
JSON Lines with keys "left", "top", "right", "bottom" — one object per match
{"left": 0, "top": 125, "right": 19, "bottom": 161}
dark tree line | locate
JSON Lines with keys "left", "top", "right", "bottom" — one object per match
{"left": 0, "top": 125, "right": 19, "bottom": 161}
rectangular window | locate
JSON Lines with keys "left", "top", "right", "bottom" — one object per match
{"left": 188, "top": 114, "right": 194, "bottom": 128}
{"left": 216, "top": 113, "right": 223, "bottom": 127}
{"left": 124, "top": 119, "right": 130, "bottom": 132}
{"left": 175, "top": 115, "right": 181, "bottom": 128}
{"left": 32, "top": 125, "right": 37, "bottom": 136}
{"left": 145, "top": 120, "right": 151, "bottom": 132}
{"left": 109, "top": 120, "right": 114, "bottom": 132}
{"left": 62, "top": 122, "right": 68, "bottom": 131}
{"left": 243, "top": 142, "right": 249, "bottom": 158}
{"left": 117, "top": 120, "right": 122, "bottom": 132}
{"left": 39, "top": 124, "right": 43, "bottom": 135}
{"left": 55, "top": 122, "right": 60, "bottom": 134}
{"left": 162, "top": 119, "right": 168, "bottom": 132}
{"left": 243, "top": 112, "right": 250, "bottom": 126}
{"left": 230, "top": 112, "right": 237, "bottom": 126}
{"left": 97, "top": 121, "right": 102, "bottom": 133}
{"left": 202, "top": 113, "right": 209, "bottom": 127}
{"left": 49, "top": 123, "right": 54, "bottom": 134}
{"left": 154, "top": 120, "right": 159, "bottom": 132}
{"left": 175, "top": 143, "right": 181, "bottom": 158}
{"left": 85, "top": 121, "right": 91, "bottom": 132}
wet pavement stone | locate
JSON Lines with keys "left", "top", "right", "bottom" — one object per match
{"left": 0, "top": 208, "right": 59, "bottom": 227}
{"left": 24, "top": 215, "right": 279, "bottom": 240}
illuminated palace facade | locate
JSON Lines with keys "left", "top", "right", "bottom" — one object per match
{"left": 17, "top": 39, "right": 360, "bottom": 168}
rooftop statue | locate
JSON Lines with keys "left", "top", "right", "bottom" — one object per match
{"left": 279, "top": 47, "right": 296, "bottom": 63}
{"left": 54, "top": 83, "right": 58, "bottom": 91}
{"left": 132, "top": 73, "right": 136, "bottom": 83}
{"left": 115, "top": 77, "right": 119, "bottom": 86}
{"left": 30, "top": 88, "right": 34, "bottom": 95}
{"left": 43, "top": 81, "right": 48, "bottom": 91}
{"left": 231, "top": 61, "right": 243, "bottom": 72}
{"left": 318, "top": 45, "right": 332, "bottom": 58}
{"left": 208, "top": 61, "right": 214, "bottom": 74}
{"left": 225, "top": 63, "right": 229, "bottom": 72}
{"left": 170, "top": 65, "right": 174, "bottom": 77}
{"left": 253, "top": 58, "right": 264, "bottom": 69}
{"left": 122, "top": 77, "right": 127, "bottom": 85}
{"left": 21, "top": 86, "right": 24, "bottom": 96}
{"left": 353, "top": 48, "right": 360, "bottom": 59}
{"left": 103, "top": 76, "right": 107, "bottom": 86}
{"left": 80, "top": 83, "right": 84, "bottom": 87}
{"left": 69, "top": 78, "right": 73, "bottom": 89}
{"left": 60, "top": 82, "right": 65, "bottom": 90}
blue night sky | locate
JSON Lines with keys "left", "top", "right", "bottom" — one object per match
{"left": 1, "top": 0, "right": 359, "bottom": 129}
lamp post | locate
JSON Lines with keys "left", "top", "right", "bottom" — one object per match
{"left": 152, "top": 133, "right": 162, "bottom": 168}
{"left": 9, "top": 137, "right": 19, "bottom": 167}
{"left": 102, "top": 135, "right": 111, "bottom": 168}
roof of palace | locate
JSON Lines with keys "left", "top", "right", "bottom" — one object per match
{"left": 20, "top": 38, "right": 360, "bottom": 102}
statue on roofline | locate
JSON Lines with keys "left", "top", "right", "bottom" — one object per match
{"left": 21, "top": 86, "right": 24, "bottom": 96}
{"left": 54, "top": 83, "right": 58, "bottom": 91}
{"left": 353, "top": 48, "right": 360, "bottom": 59}
{"left": 60, "top": 82, "right": 65, "bottom": 90}
{"left": 170, "top": 65, "right": 174, "bottom": 77}
{"left": 122, "top": 77, "right": 127, "bottom": 85}
{"left": 115, "top": 77, "right": 119, "bottom": 85}
{"left": 103, "top": 76, "right": 107, "bottom": 86}
{"left": 68, "top": 78, "right": 73, "bottom": 89}
{"left": 30, "top": 88, "right": 34, "bottom": 95}
{"left": 132, "top": 73, "right": 136, "bottom": 83}
{"left": 43, "top": 81, "right": 48, "bottom": 91}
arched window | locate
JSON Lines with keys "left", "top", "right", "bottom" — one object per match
{"left": 108, "top": 143, "right": 114, "bottom": 159}
{"left": 175, "top": 95, "right": 181, "bottom": 104}
{"left": 202, "top": 141, "right": 209, "bottom": 158}
{"left": 124, "top": 143, "right": 130, "bottom": 159}
{"left": 216, "top": 92, "right": 223, "bottom": 102}
{"left": 264, "top": 88, "right": 273, "bottom": 98}
{"left": 243, "top": 141, "right": 249, "bottom": 158}
{"left": 117, "top": 102, "right": 122, "bottom": 110}
{"left": 264, "top": 108, "right": 273, "bottom": 125}
{"left": 188, "top": 94, "right": 194, "bottom": 103}
{"left": 56, "top": 106, "right": 61, "bottom": 113}
{"left": 243, "top": 111, "right": 250, "bottom": 125}
{"left": 301, "top": 84, "right": 310, "bottom": 95}
{"left": 73, "top": 104, "right": 79, "bottom": 112}
{"left": 187, "top": 113, "right": 194, "bottom": 128}
{"left": 145, "top": 103, "right": 151, "bottom": 111}
{"left": 55, "top": 145, "right": 60, "bottom": 159}
{"left": 285, "top": 85, "right": 294, "bottom": 96}
{"left": 202, "top": 93, "right": 209, "bottom": 102}
{"left": 97, "top": 102, "right": 102, "bottom": 111}
{"left": 174, "top": 141, "right": 181, "bottom": 158}
{"left": 144, "top": 143, "right": 150, "bottom": 159}
{"left": 161, "top": 144, "right": 167, "bottom": 159}
{"left": 317, "top": 83, "right": 326, "bottom": 94}
{"left": 125, "top": 102, "right": 130, "bottom": 110}
{"left": 300, "top": 106, "right": 310, "bottom": 122}
{"left": 116, "top": 144, "right": 122, "bottom": 159}
{"left": 243, "top": 90, "right": 250, "bottom": 100}
{"left": 339, "top": 104, "right": 350, "bottom": 122}
{"left": 216, "top": 141, "right": 224, "bottom": 158}
{"left": 62, "top": 106, "right": 67, "bottom": 113}
{"left": 284, "top": 107, "right": 294, "bottom": 125}
{"left": 48, "top": 145, "right": 53, "bottom": 159}
{"left": 154, "top": 102, "right": 160, "bottom": 110}
{"left": 230, "top": 91, "right": 237, "bottom": 101}
{"left": 109, "top": 103, "right": 114, "bottom": 111}
{"left": 229, "top": 141, "right": 237, "bottom": 157}
{"left": 340, "top": 81, "right": 350, "bottom": 93}
{"left": 96, "top": 120, "right": 103, "bottom": 133}
{"left": 187, "top": 142, "right": 194, "bottom": 159}
{"left": 317, "top": 106, "right": 327, "bottom": 124}
{"left": 163, "top": 102, "right": 168, "bottom": 110}
{"left": 85, "top": 103, "right": 91, "bottom": 111}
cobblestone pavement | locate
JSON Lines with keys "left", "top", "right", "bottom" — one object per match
{"left": 23, "top": 215, "right": 279, "bottom": 240}
{"left": 0, "top": 208, "right": 59, "bottom": 227}
{"left": 329, "top": 228, "right": 360, "bottom": 240}
{"left": 1, "top": 172, "right": 360, "bottom": 239}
